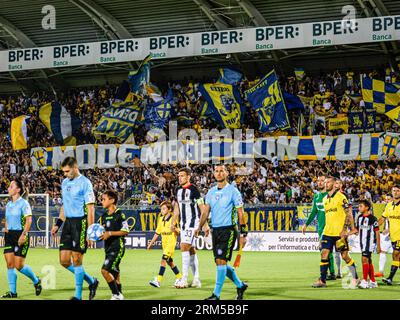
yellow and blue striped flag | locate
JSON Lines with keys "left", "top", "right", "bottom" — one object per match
{"left": 11, "top": 115, "right": 30, "bottom": 150}
{"left": 361, "top": 77, "right": 400, "bottom": 125}
{"left": 39, "top": 101, "right": 81, "bottom": 145}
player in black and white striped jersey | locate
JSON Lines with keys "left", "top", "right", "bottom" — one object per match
{"left": 353, "top": 200, "right": 381, "bottom": 289}
{"left": 171, "top": 167, "right": 209, "bottom": 289}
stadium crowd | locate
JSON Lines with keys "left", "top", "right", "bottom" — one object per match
{"left": 0, "top": 66, "right": 399, "bottom": 206}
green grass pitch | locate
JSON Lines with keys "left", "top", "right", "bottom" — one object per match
{"left": 0, "top": 249, "right": 399, "bottom": 300}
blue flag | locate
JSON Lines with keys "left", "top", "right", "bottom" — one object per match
{"left": 115, "top": 80, "right": 131, "bottom": 102}
{"left": 144, "top": 89, "right": 174, "bottom": 129}
{"left": 283, "top": 91, "right": 305, "bottom": 111}
{"left": 128, "top": 55, "right": 151, "bottom": 95}
{"left": 348, "top": 110, "right": 365, "bottom": 133}
{"left": 244, "top": 70, "right": 290, "bottom": 132}
{"left": 217, "top": 67, "right": 243, "bottom": 85}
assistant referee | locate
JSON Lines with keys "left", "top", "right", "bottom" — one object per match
{"left": 195, "top": 164, "right": 248, "bottom": 300}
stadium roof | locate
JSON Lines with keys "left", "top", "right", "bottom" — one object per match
{"left": 0, "top": 0, "right": 399, "bottom": 94}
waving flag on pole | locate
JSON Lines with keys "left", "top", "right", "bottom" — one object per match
{"left": 11, "top": 115, "right": 30, "bottom": 150}
{"left": 198, "top": 83, "right": 245, "bottom": 129}
{"left": 93, "top": 100, "right": 143, "bottom": 142}
{"left": 361, "top": 77, "right": 400, "bottom": 125}
{"left": 39, "top": 102, "right": 81, "bottom": 145}
{"left": 144, "top": 89, "right": 174, "bottom": 129}
{"left": 128, "top": 54, "right": 152, "bottom": 96}
{"left": 245, "top": 70, "right": 290, "bottom": 132}
{"left": 217, "top": 67, "right": 243, "bottom": 85}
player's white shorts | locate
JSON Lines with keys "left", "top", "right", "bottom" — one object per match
{"left": 180, "top": 227, "right": 197, "bottom": 245}
{"left": 380, "top": 234, "right": 393, "bottom": 254}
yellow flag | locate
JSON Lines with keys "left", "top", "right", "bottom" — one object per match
{"left": 11, "top": 115, "right": 30, "bottom": 150}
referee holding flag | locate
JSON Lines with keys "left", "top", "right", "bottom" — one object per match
{"left": 195, "top": 164, "right": 248, "bottom": 300}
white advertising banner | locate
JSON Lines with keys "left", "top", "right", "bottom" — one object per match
{"left": 244, "top": 232, "right": 362, "bottom": 253}
{"left": 1, "top": 16, "right": 399, "bottom": 72}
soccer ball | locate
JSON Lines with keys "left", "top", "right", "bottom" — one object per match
{"left": 87, "top": 223, "right": 105, "bottom": 241}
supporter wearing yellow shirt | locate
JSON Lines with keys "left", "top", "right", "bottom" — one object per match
{"left": 371, "top": 179, "right": 380, "bottom": 193}
{"left": 313, "top": 177, "right": 358, "bottom": 288}
{"left": 147, "top": 201, "right": 182, "bottom": 287}
{"left": 364, "top": 173, "right": 373, "bottom": 189}
{"left": 381, "top": 180, "right": 389, "bottom": 193}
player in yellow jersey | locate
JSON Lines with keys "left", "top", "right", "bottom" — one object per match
{"left": 148, "top": 201, "right": 182, "bottom": 288}
{"left": 313, "top": 176, "right": 358, "bottom": 288}
{"left": 379, "top": 183, "right": 400, "bottom": 285}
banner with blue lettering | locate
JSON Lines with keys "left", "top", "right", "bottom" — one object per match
{"left": 30, "top": 133, "right": 400, "bottom": 170}
{"left": 92, "top": 101, "right": 143, "bottom": 141}
{"left": 245, "top": 70, "right": 290, "bottom": 132}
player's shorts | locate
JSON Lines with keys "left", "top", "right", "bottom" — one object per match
{"left": 321, "top": 235, "right": 349, "bottom": 252}
{"left": 59, "top": 217, "right": 88, "bottom": 254}
{"left": 212, "top": 226, "right": 237, "bottom": 262}
{"left": 180, "top": 227, "right": 197, "bottom": 246}
{"left": 361, "top": 251, "right": 373, "bottom": 258}
{"left": 102, "top": 245, "right": 125, "bottom": 273}
{"left": 380, "top": 234, "right": 393, "bottom": 253}
{"left": 162, "top": 240, "right": 177, "bottom": 260}
{"left": 392, "top": 240, "right": 400, "bottom": 251}
{"left": 3, "top": 230, "right": 29, "bottom": 258}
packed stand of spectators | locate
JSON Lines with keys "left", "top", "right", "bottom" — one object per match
{"left": 0, "top": 66, "right": 399, "bottom": 206}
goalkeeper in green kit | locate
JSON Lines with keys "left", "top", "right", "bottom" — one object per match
{"left": 302, "top": 175, "right": 336, "bottom": 280}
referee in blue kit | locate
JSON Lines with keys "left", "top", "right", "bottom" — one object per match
{"left": 51, "top": 157, "right": 99, "bottom": 300}
{"left": 195, "top": 164, "right": 248, "bottom": 300}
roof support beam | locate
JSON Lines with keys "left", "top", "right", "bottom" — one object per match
{"left": 193, "top": 0, "right": 229, "bottom": 29}
{"left": 235, "top": 0, "right": 280, "bottom": 62}
{"left": 193, "top": 0, "right": 245, "bottom": 66}
{"left": 69, "top": 0, "right": 137, "bottom": 68}
{"left": 0, "top": 15, "right": 59, "bottom": 96}
{"left": 69, "top": 0, "right": 132, "bottom": 40}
